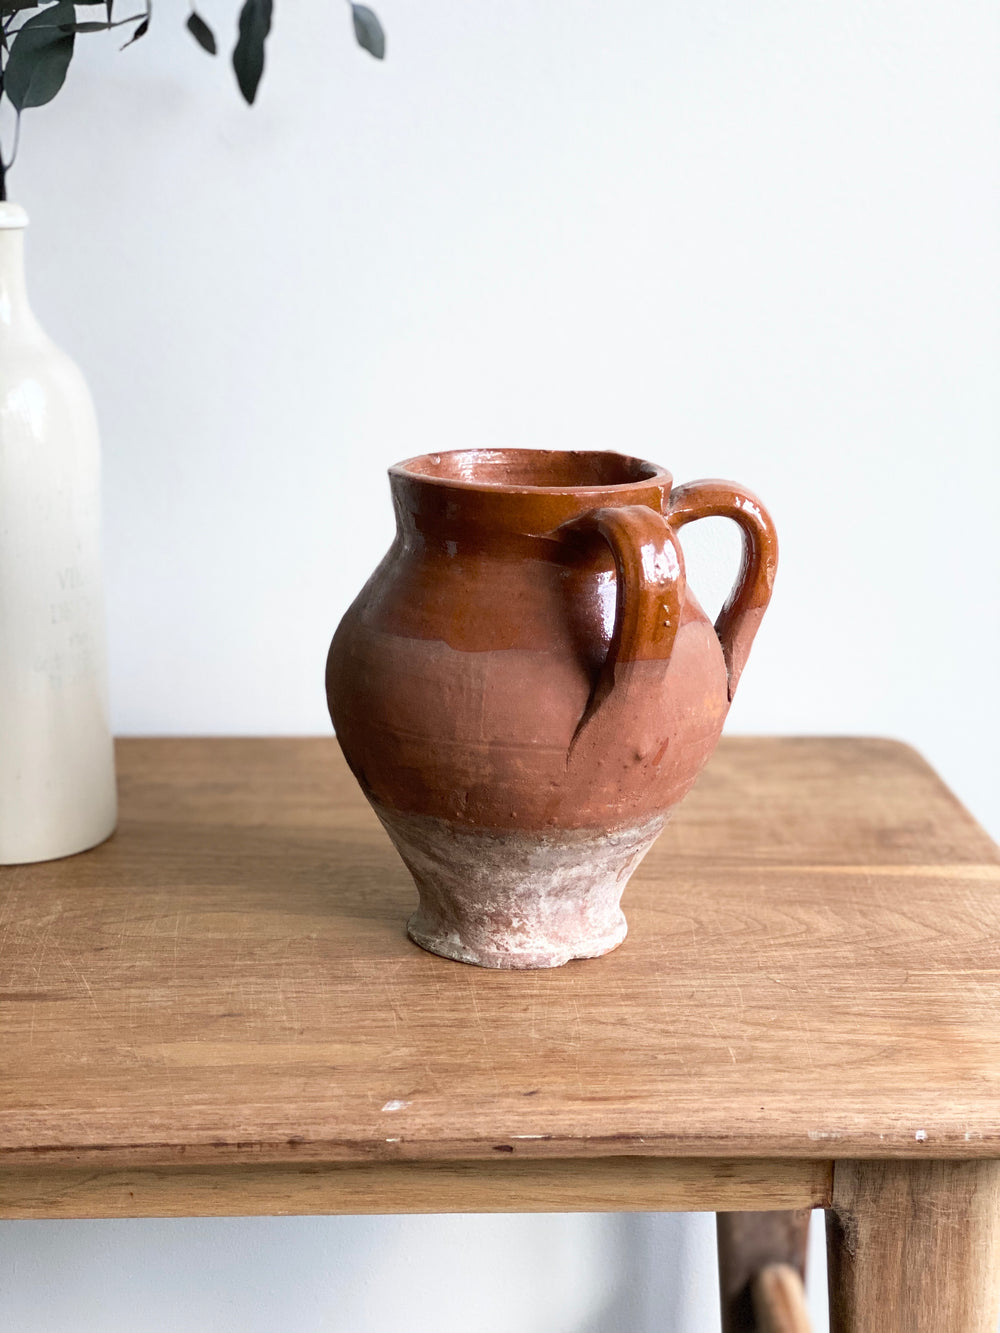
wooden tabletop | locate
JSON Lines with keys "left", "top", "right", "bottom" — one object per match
{"left": 2, "top": 737, "right": 999, "bottom": 1217}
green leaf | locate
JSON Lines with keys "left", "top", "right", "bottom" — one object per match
{"left": 186, "top": 10, "right": 216, "bottom": 54}
{"left": 351, "top": 4, "right": 384, "bottom": 59}
{"left": 232, "top": 0, "right": 271, "bottom": 103}
{"left": 4, "top": 0, "right": 75, "bottom": 110}
{"left": 50, "top": 10, "right": 144, "bottom": 29}
{"left": 119, "top": 13, "right": 147, "bottom": 47}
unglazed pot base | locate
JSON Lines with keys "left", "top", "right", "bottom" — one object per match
{"left": 376, "top": 804, "right": 665, "bottom": 969}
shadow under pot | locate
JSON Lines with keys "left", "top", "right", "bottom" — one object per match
{"left": 326, "top": 448, "right": 777, "bottom": 969}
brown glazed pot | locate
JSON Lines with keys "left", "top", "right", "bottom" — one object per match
{"left": 326, "top": 450, "right": 777, "bottom": 969}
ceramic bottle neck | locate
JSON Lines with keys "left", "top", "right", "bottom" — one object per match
{"left": 0, "top": 204, "right": 38, "bottom": 335}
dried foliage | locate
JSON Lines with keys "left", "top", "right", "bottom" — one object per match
{"left": 0, "top": 0, "right": 385, "bottom": 194}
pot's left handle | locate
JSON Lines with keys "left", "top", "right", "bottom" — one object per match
{"left": 564, "top": 505, "right": 685, "bottom": 743}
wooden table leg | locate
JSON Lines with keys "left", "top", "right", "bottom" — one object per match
{"left": 717, "top": 1210, "right": 811, "bottom": 1333}
{"left": 827, "top": 1159, "right": 1000, "bottom": 1332}
{"left": 752, "top": 1265, "right": 812, "bottom": 1333}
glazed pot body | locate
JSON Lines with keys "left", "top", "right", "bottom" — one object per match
{"left": 327, "top": 449, "right": 777, "bottom": 968}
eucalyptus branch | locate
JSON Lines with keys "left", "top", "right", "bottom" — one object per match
{"left": 12, "top": 13, "right": 146, "bottom": 31}
{"left": 0, "top": 0, "right": 386, "bottom": 192}
{"left": 0, "top": 66, "right": 6, "bottom": 203}
{"left": 5, "top": 107, "right": 20, "bottom": 169}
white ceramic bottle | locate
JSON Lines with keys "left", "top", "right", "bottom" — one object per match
{"left": 0, "top": 202, "right": 117, "bottom": 863}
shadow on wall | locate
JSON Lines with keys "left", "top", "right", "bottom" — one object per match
{"left": 0, "top": 1210, "right": 830, "bottom": 1333}
{"left": 576, "top": 1211, "right": 831, "bottom": 1333}
{"left": 568, "top": 1213, "right": 722, "bottom": 1333}
{"left": 0, "top": 1212, "right": 707, "bottom": 1333}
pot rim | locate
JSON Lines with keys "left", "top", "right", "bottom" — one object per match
{"left": 389, "top": 447, "right": 670, "bottom": 497}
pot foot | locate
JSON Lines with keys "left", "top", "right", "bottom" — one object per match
{"left": 406, "top": 907, "right": 628, "bottom": 969}
{"left": 374, "top": 803, "right": 665, "bottom": 970}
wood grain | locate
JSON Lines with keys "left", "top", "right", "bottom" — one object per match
{"left": 751, "top": 1264, "right": 812, "bottom": 1333}
{"left": 2, "top": 737, "right": 999, "bottom": 1191}
{"left": 0, "top": 1157, "right": 831, "bottom": 1220}
{"left": 827, "top": 1159, "right": 1000, "bottom": 1332}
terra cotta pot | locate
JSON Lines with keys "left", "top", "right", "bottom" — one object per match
{"left": 326, "top": 449, "right": 777, "bottom": 969}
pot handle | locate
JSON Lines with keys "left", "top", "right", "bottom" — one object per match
{"left": 667, "top": 480, "right": 778, "bottom": 700}
{"left": 564, "top": 504, "right": 686, "bottom": 743}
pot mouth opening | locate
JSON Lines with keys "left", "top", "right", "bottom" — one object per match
{"left": 391, "top": 448, "right": 667, "bottom": 493}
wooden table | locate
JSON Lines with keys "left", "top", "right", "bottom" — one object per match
{"left": 2, "top": 737, "right": 999, "bottom": 1331}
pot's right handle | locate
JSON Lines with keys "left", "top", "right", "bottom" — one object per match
{"left": 667, "top": 480, "right": 778, "bottom": 700}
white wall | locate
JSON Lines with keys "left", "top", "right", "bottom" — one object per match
{"left": 2, "top": 0, "right": 997, "bottom": 1328}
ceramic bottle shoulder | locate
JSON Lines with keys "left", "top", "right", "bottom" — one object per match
{"left": 0, "top": 332, "right": 98, "bottom": 456}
